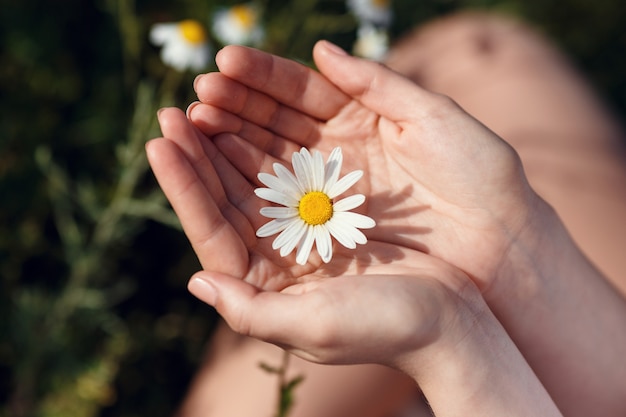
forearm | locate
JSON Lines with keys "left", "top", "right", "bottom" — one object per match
{"left": 400, "top": 298, "right": 562, "bottom": 417}
{"left": 488, "top": 200, "right": 626, "bottom": 416}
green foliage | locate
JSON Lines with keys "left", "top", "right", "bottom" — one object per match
{"left": 260, "top": 351, "right": 305, "bottom": 417}
{"left": 0, "top": 0, "right": 624, "bottom": 416}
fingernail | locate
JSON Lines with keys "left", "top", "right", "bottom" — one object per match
{"left": 322, "top": 40, "right": 348, "bottom": 56}
{"left": 188, "top": 277, "right": 217, "bottom": 306}
{"left": 193, "top": 74, "right": 204, "bottom": 90}
{"left": 186, "top": 101, "right": 200, "bottom": 118}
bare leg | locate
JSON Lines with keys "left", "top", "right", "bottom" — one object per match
{"left": 178, "top": 12, "right": 626, "bottom": 417}
{"left": 176, "top": 322, "right": 423, "bottom": 417}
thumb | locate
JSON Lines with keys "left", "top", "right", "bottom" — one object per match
{"left": 187, "top": 271, "right": 308, "bottom": 346}
{"left": 313, "top": 40, "right": 439, "bottom": 123}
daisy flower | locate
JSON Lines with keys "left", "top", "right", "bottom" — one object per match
{"left": 255, "top": 147, "right": 376, "bottom": 265}
{"left": 212, "top": 3, "right": 265, "bottom": 46}
{"left": 353, "top": 24, "right": 389, "bottom": 61}
{"left": 346, "top": 0, "right": 393, "bottom": 28}
{"left": 150, "top": 20, "right": 212, "bottom": 72}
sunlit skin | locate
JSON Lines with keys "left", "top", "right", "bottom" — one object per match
{"left": 162, "top": 41, "right": 546, "bottom": 296}
{"left": 147, "top": 39, "right": 626, "bottom": 416}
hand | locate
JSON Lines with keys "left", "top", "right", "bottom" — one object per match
{"left": 187, "top": 40, "right": 552, "bottom": 293}
{"left": 148, "top": 40, "right": 623, "bottom": 417}
{"left": 187, "top": 251, "right": 477, "bottom": 369}
{"left": 186, "top": 256, "right": 563, "bottom": 417}
{"left": 146, "top": 110, "right": 562, "bottom": 415}
{"left": 147, "top": 109, "right": 464, "bottom": 291}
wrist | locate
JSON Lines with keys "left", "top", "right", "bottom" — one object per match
{"left": 484, "top": 194, "right": 574, "bottom": 305}
{"left": 479, "top": 194, "right": 626, "bottom": 416}
{"left": 397, "top": 287, "right": 562, "bottom": 416}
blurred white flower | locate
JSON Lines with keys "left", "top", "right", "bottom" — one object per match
{"left": 353, "top": 24, "right": 389, "bottom": 61}
{"left": 150, "top": 20, "right": 212, "bottom": 72}
{"left": 212, "top": 3, "right": 264, "bottom": 46}
{"left": 347, "top": 0, "right": 392, "bottom": 27}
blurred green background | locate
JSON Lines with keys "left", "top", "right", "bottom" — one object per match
{"left": 1, "top": 0, "right": 624, "bottom": 416}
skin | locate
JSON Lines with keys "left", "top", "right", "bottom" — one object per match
{"left": 186, "top": 258, "right": 562, "bottom": 416}
{"left": 146, "top": 107, "right": 564, "bottom": 417}
{"left": 147, "top": 40, "right": 626, "bottom": 415}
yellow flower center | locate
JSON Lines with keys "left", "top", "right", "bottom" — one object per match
{"left": 298, "top": 192, "right": 333, "bottom": 226}
{"left": 373, "top": 0, "right": 390, "bottom": 7}
{"left": 231, "top": 5, "right": 256, "bottom": 28}
{"left": 179, "top": 20, "right": 207, "bottom": 44}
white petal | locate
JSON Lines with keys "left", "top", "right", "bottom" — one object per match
{"left": 259, "top": 206, "right": 299, "bottom": 219}
{"left": 328, "top": 218, "right": 368, "bottom": 246}
{"left": 323, "top": 147, "right": 343, "bottom": 193}
{"left": 327, "top": 170, "right": 363, "bottom": 198}
{"left": 273, "top": 163, "right": 304, "bottom": 195}
{"left": 257, "top": 172, "right": 300, "bottom": 199}
{"left": 279, "top": 221, "right": 307, "bottom": 257}
{"left": 347, "top": 0, "right": 393, "bottom": 27}
{"left": 212, "top": 5, "right": 264, "bottom": 46}
{"left": 161, "top": 42, "right": 190, "bottom": 71}
{"left": 257, "top": 172, "right": 280, "bottom": 189}
{"left": 292, "top": 151, "right": 312, "bottom": 192}
{"left": 299, "top": 148, "right": 315, "bottom": 191}
{"left": 296, "top": 225, "right": 316, "bottom": 265}
{"left": 314, "top": 225, "right": 333, "bottom": 263}
{"left": 256, "top": 218, "right": 291, "bottom": 237}
{"left": 255, "top": 187, "right": 299, "bottom": 207}
{"left": 325, "top": 219, "right": 357, "bottom": 249}
{"left": 333, "top": 211, "right": 376, "bottom": 229}
{"left": 311, "top": 150, "right": 325, "bottom": 191}
{"left": 273, "top": 219, "right": 306, "bottom": 250}
{"left": 149, "top": 23, "right": 176, "bottom": 46}
{"left": 333, "top": 194, "right": 365, "bottom": 212}
{"left": 187, "top": 44, "right": 212, "bottom": 70}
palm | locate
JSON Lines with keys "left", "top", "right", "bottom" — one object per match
{"left": 322, "top": 99, "right": 535, "bottom": 289}
{"left": 179, "top": 43, "right": 542, "bottom": 291}
{"left": 149, "top": 106, "right": 439, "bottom": 291}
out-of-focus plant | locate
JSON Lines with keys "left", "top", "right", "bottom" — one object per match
{"left": 1, "top": 1, "right": 384, "bottom": 415}
{"left": 3, "top": 0, "right": 200, "bottom": 415}
{"left": 150, "top": 20, "right": 213, "bottom": 72}
{"left": 346, "top": 0, "right": 392, "bottom": 60}
{"left": 259, "top": 351, "right": 305, "bottom": 417}
{"left": 212, "top": 3, "right": 266, "bottom": 46}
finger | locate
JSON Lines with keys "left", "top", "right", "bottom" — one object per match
{"left": 188, "top": 271, "right": 326, "bottom": 361}
{"left": 158, "top": 107, "right": 265, "bottom": 232}
{"left": 158, "top": 107, "right": 226, "bottom": 201}
{"left": 211, "top": 45, "right": 350, "bottom": 121}
{"left": 193, "top": 72, "right": 322, "bottom": 148}
{"left": 186, "top": 101, "right": 246, "bottom": 138}
{"left": 313, "top": 40, "right": 442, "bottom": 123}
{"left": 187, "top": 102, "right": 297, "bottom": 158}
{"left": 146, "top": 138, "right": 249, "bottom": 277}
{"left": 213, "top": 132, "right": 286, "bottom": 184}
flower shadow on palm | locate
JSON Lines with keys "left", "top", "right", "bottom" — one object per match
{"left": 246, "top": 148, "right": 433, "bottom": 285}
{"left": 317, "top": 185, "right": 433, "bottom": 278}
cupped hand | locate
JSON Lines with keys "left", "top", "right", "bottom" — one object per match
{"left": 187, "top": 40, "right": 549, "bottom": 292}
{"left": 186, "top": 249, "right": 482, "bottom": 369}
{"left": 148, "top": 109, "right": 442, "bottom": 291}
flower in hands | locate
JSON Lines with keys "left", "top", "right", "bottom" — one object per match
{"left": 255, "top": 147, "right": 375, "bottom": 265}
{"left": 149, "top": 20, "right": 212, "bottom": 71}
